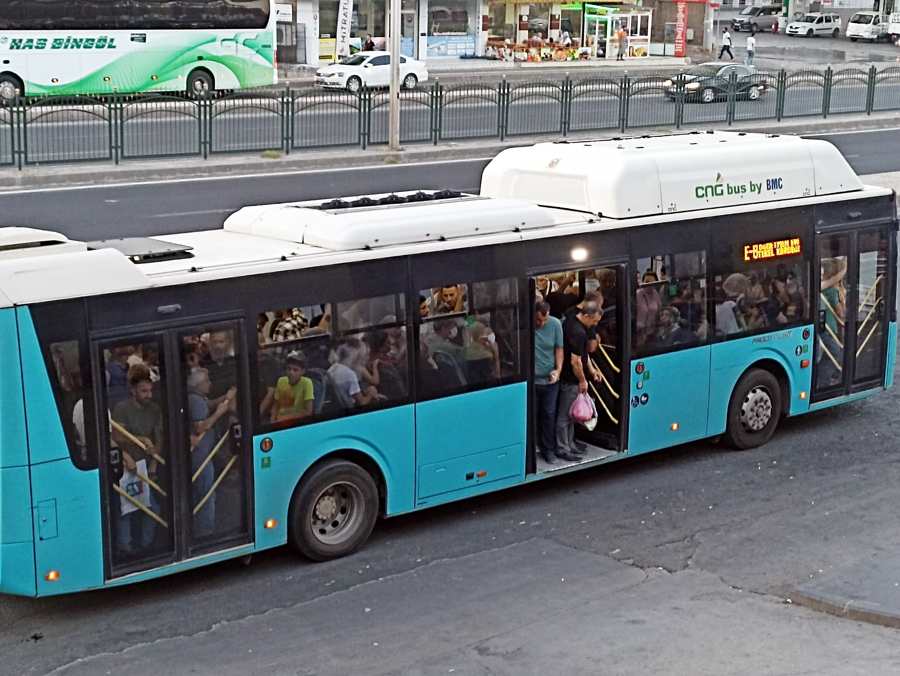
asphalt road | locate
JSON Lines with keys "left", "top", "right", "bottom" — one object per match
{"left": 3, "top": 130, "right": 900, "bottom": 675}
{"left": 0, "top": 128, "right": 893, "bottom": 240}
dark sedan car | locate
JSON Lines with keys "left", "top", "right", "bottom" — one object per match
{"left": 664, "top": 63, "right": 767, "bottom": 104}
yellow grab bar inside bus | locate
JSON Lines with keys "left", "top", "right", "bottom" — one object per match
{"left": 589, "top": 380, "right": 618, "bottom": 425}
{"left": 818, "top": 337, "right": 843, "bottom": 372}
{"left": 194, "top": 455, "right": 238, "bottom": 515}
{"left": 191, "top": 430, "right": 230, "bottom": 484}
{"left": 112, "top": 484, "right": 168, "bottom": 528}
{"left": 110, "top": 419, "right": 166, "bottom": 466}
{"left": 857, "top": 321, "right": 880, "bottom": 358}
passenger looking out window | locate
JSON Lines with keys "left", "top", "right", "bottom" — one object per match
{"left": 271, "top": 351, "right": 315, "bottom": 423}
{"left": 329, "top": 343, "right": 384, "bottom": 408}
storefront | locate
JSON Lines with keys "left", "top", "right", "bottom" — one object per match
{"left": 310, "top": 0, "right": 477, "bottom": 62}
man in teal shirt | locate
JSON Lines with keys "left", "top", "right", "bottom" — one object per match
{"left": 534, "top": 300, "right": 564, "bottom": 464}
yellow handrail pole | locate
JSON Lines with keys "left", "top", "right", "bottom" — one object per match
{"left": 134, "top": 470, "right": 167, "bottom": 498}
{"left": 589, "top": 357, "right": 620, "bottom": 399}
{"left": 857, "top": 321, "right": 880, "bottom": 358}
{"left": 595, "top": 344, "right": 620, "bottom": 373}
{"left": 818, "top": 337, "right": 843, "bottom": 372}
{"left": 857, "top": 296, "right": 882, "bottom": 337}
{"left": 109, "top": 419, "right": 166, "bottom": 466}
{"left": 112, "top": 485, "right": 168, "bottom": 528}
{"left": 824, "top": 321, "right": 844, "bottom": 350}
{"left": 191, "top": 430, "right": 231, "bottom": 484}
{"left": 857, "top": 275, "right": 882, "bottom": 314}
{"left": 819, "top": 293, "right": 845, "bottom": 329}
{"left": 193, "top": 455, "right": 238, "bottom": 515}
{"left": 589, "top": 381, "right": 618, "bottom": 425}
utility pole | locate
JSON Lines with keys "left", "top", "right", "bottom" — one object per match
{"left": 388, "top": 0, "right": 401, "bottom": 150}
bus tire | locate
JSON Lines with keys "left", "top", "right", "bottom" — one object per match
{"left": 0, "top": 73, "right": 23, "bottom": 102}
{"left": 187, "top": 69, "right": 215, "bottom": 97}
{"left": 288, "top": 459, "right": 379, "bottom": 562}
{"left": 723, "top": 368, "right": 782, "bottom": 450}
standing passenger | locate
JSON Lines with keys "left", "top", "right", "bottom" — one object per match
{"left": 534, "top": 301, "right": 564, "bottom": 465}
{"left": 555, "top": 303, "right": 603, "bottom": 461}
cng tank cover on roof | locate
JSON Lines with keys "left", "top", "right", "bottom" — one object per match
{"left": 480, "top": 131, "right": 865, "bottom": 218}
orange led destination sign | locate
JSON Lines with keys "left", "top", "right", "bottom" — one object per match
{"left": 743, "top": 238, "right": 801, "bottom": 262}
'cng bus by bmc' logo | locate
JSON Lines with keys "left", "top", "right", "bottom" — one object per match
{"left": 694, "top": 173, "right": 783, "bottom": 199}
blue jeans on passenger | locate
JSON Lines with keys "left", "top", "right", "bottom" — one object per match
{"left": 817, "top": 333, "right": 843, "bottom": 389}
{"left": 535, "top": 382, "right": 559, "bottom": 456}
{"left": 192, "top": 451, "right": 217, "bottom": 539}
{"left": 117, "top": 492, "right": 160, "bottom": 555}
{"left": 746, "top": 50, "right": 755, "bottom": 66}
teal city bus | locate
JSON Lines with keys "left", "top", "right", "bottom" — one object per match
{"left": 0, "top": 0, "right": 277, "bottom": 99}
{"left": 0, "top": 132, "right": 895, "bottom": 596}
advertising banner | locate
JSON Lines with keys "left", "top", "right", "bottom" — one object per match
{"left": 675, "top": 1, "right": 686, "bottom": 58}
{"left": 335, "top": 0, "right": 354, "bottom": 57}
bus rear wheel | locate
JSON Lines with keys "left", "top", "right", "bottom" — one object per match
{"left": 288, "top": 459, "right": 379, "bottom": 561}
{"left": 723, "top": 368, "right": 782, "bottom": 450}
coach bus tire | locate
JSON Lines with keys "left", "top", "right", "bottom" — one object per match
{"left": 187, "top": 69, "right": 214, "bottom": 97}
{"left": 723, "top": 368, "right": 782, "bottom": 450}
{"left": 288, "top": 459, "right": 379, "bottom": 562}
{"left": 0, "top": 74, "right": 23, "bottom": 103}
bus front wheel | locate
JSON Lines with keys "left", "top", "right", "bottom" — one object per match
{"left": 0, "top": 74, "right": 23, "bottom": 102}
{"left": 288, "top": 459, "right": 379, "bottom": 562}
{"left": 723, "top": 368, "right": 782, "bottom": 450}
{"left": 187, "top": 69, "right": 215, "bottom": 97}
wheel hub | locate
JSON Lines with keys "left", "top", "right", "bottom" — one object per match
{"left": 0, "top": 83, "right": 15, "bottom": 100}
{"left": 741, "top": 386, "right": 772, "bottom": 432}
{"left": 314, "top": 493, "right": 338, "bottom": 521}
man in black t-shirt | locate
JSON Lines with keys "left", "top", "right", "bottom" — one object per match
{"left": 555, "top": 302, "right": 603, "bottom": 461}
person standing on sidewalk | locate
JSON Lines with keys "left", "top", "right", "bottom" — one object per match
{"left": 617, "top": 28, "right": 629, "bottom": 61}
{"left": 719, "top": 28, "right": 734, "bottom": 60}
{"left": 746, "top": 33, "right": 756, "bottom": 66}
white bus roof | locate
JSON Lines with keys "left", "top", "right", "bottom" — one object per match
{"left": 480, "top": 131, "right": 864, "bottom": 218}
{"left": 0, "top": 132, "right": 889, "bottom": 308}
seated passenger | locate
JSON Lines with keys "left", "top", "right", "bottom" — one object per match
{"left": 271, "top": 351, "right": 315, "bottom": 423}
{"left": 465, "top": 317, "right": 501, "bottom": 382}
{"left": 367, "top": 330, "right": 406, "bottom": 399}
{"left": 425, "top": 319, "right": 464, "bottom": 360}
{"left": 657, "top": 306, "right": 692, "bottom": 347}
{"left": 715, "top": 287, "right": 741, "bottom": 336}
{"left": 328, "top": 343, "right": 384, "bottom": 409}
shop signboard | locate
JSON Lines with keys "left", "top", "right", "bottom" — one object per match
{"left": 426, "top": 35, "right": 477, "bottom": 57}
{"left": 674, "top": 1, "right": 686, "bottom": 58}
{"left": 275, "top": 4, "right": 293, "bottom": 22}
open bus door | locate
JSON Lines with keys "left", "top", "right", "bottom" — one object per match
{"left": 812, "top": 227, "right": 892, "bottom": 403}
{"left": 95, "top": 320, "right": 253, "bottom": 580}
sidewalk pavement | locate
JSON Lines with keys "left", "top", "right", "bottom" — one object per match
{"left": 794, "top": 552, "right": 900, "bottom": 629}
{"left": 1, "top": 110, "right": 899, "bottom": 192}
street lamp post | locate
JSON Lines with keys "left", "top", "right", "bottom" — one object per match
{"left": 389, "top": 0, "right": 401, "bottom": 150}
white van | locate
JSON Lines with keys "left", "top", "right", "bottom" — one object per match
{"left": 887, "top": 12, "right": 900, "bottom": 41}
{"left": 786, "top": 12, "right": 841, "bottom": 37}
{"left": 846, "top": 11, "right": 889, "bottom": 42}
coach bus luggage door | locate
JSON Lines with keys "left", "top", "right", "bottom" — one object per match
{"left": 97, "top": 321, "right": 252, "bottom": 579}
{"left": 812, "top": 228, "right": 892, "bottom": 402}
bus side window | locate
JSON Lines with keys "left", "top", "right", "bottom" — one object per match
{"left": 257, "top": 293, "right": 409, "bottom": 429}
{"left": 418, "top": 278, "right": 520, "bottom": 398}
{"left": 633, "top": 251, "right": 707, "bottom": 354}
{"left": 48, "top": 339, "right": 95, "bottom": 470}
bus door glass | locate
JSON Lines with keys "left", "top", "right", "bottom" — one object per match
{"left": 813, "top": 227, "right": 891, "bottom": 402}
{"left": 530, "top": 264, "right": 627, "bottom": 474}
{"left": 98, "top": 321, "right": 252, "bottom": 579}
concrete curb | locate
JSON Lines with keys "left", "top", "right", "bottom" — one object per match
{"left": 1, "top": 111, "right": 898, "bottom": 191}
{"left": 791, "top": 588, "right": 900, "bottom": 630}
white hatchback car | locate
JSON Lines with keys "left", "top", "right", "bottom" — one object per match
{"left": 786, "top": 12, "right": 841, "bottom": 37}
{"left": 315, "top": 52, "right": 428, "bottom": 93}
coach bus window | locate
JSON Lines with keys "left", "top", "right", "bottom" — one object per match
{"left": 711, "top": 228, "right": 809, "bottom": 338}
{"left": 418, "top": 278, "right": 520, "bottom": 397}
{"left": 257, "top": 294, "right": 408, "bottom": 428}
{"left": 633, "top": 251, "right": 707, "bottom": 353}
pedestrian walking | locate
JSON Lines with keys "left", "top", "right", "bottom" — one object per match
{"left": 617, "top": 28, "right": 629, "bottom": 61}
{"left": 746, "top": 33, "right": 756, "bottom": 66}
{"left": 719, "top": 28, "right": 734, "bottom": 60}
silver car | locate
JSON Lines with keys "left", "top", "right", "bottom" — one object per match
{"left": 731, "top": 5, "right": 783, "bottom": 32}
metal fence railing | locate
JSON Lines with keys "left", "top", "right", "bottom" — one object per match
{"left": 1, "top": 65, "right": 894, "bottom": 169}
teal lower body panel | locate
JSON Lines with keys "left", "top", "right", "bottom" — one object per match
{"left": 31, "top": 462, "right": 103, "bottom": 596}
{"left": 414, "top": 383, "right": 527, "bottom": 507}
{"left": 0, "top": 542, "right": 36, "bottom": 597}
{"left": 252, "top": 405, "right": 416, "bottom": 552}
{"left": 708, "top": 327, "right": 813, "bottom": 435}
{"left": 886, "top": 322, "right": 897, "bottom": 389}
{"left": 628, "top": 347, "right": 710, "bottom": 455}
